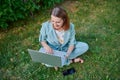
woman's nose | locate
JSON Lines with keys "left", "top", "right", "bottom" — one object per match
{"left": 53, "top": 22, "right": 57, "bottom": 26}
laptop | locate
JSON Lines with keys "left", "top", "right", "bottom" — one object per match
{"left": 28, "top": 48, "right": 66, "bottom": 67}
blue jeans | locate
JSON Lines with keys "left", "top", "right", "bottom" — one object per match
{"left": 68, "top": 42, "right": 89, "bottom": 59}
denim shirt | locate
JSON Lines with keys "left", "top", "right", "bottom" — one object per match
{"left": 39, "top": 21, "right": 76, "bottom": 52}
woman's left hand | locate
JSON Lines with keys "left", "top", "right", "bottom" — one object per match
{"left": 65, "top": 54, "right": 69, "bottom": 59}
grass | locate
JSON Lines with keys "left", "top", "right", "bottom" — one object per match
{"left": 0, "top": 0, "right": 120, "bottom": 80}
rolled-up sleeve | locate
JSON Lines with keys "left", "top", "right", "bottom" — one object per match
{"left": 39, "top": 23, "right": 47, "bottom": 42}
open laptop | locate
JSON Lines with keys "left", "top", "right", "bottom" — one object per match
{"left": 28, "top": 48, "right": 66, "bottom": 67}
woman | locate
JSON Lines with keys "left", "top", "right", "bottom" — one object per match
{"left": 39, "top": 6, "right": 89, "bottom": 70}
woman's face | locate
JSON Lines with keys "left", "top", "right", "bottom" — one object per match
{"left": 51, "top": 15, "right": 64, "bottom": 30}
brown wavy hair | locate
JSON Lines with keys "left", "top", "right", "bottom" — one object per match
{"left": 50, "top": 6, "right": 70, "bottom": 31}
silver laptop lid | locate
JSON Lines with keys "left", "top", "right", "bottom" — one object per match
{"left": 28, "top": 49, "right": 63, "bottom": 67}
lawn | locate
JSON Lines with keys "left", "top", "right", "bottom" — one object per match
{"left": 0, "top": 0, "right": 120, "bottom": 80}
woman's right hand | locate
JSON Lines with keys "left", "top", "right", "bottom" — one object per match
{"left": 44, "top": 46, "right": 53, "bottom": 54}
{"left": 41, "top": 41, "right": 53, "bottom": 54}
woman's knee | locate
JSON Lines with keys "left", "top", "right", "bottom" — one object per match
{"left": 76, "top": 42, "right": 89, "bottom": 51}
{"left": 83, "top": 42, "right": 89, "bottom": 51}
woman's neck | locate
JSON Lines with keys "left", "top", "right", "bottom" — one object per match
{"left": 56, "top": 28, "right": 64, "bottom": 32}
{"left": 53, "top": 26, "right": 64, "bottom": 31}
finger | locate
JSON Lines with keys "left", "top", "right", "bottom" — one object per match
{"left": 46, "top": 49, "right": 52, "bottom": 54}
{"left": 50, "top": 49, "right": 53, "bottom": 54}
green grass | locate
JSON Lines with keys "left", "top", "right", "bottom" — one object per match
{"left": 0, "top": 0, "right": 120, "bottom": 80}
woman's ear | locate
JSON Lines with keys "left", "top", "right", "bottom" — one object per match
{"left": 63, "top": 18, "right": 65, "bottom": 23}
{"left": 62, "top": 19, "right": 65, "bottom": 27}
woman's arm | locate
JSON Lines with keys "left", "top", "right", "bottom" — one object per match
{"left": 39, "top": 22, "right": 53, "bottom": 54}
{"left": 41, "top": 41, "right": 53, "bottom": 54}
{"left": 66, "top": 23, "right": 76, "bottom": 58}
{"left": 66, "top": 45, "right": 74, "bottom": 58}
